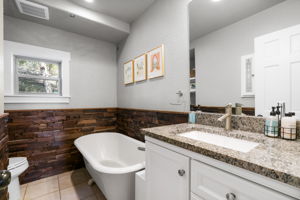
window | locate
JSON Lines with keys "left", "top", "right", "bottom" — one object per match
{"left": 4, "top": 40, "right": 71, "bottom": 104}
{"left": 15, "top": 56, "right": 62, "bottom": 95}
{"left": 241, "top": 54, "right": 255, "bottom": 97}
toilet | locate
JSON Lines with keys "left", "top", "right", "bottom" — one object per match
{"left": 8, "top": 157, "right": 29, "bottom": 200}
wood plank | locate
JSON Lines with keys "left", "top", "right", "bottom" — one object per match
{"left": 0, "top": 115, "right": 9, "bottom": 200}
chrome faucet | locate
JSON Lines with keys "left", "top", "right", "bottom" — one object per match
{"left": 218, "top": 103, "right": 233, "bottom": 131}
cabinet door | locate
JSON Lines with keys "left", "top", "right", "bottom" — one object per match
{"left": 191, "top": 160, "right": 295, "bottom": 200}
{"left": 146, "top": 142, "right": 189, "bottom": 200}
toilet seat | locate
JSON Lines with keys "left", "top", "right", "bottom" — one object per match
{"left": 8, "top": 157, "right": 28, "bottom": 170}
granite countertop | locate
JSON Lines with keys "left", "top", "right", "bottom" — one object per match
{"left": 141, "top": 123, "right": 300, "bottom": 189}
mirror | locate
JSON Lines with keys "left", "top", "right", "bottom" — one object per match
{"left": 189, "top": 0, "right": 300, "bottom": 119}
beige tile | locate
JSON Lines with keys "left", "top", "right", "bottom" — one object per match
{"left": 58, "top": 168, "right": 88, "bottom": 179}
{"left": 58, "top": 171, "right": 73, "bottom": 179}
{"left": 32, "top": 191, "right": 60, "bottom": 200}
{"left": 77, "top": 168, "right": 90, "bottom": 177}
{"left": 84, "top": 170, "right": 92, "bottom": 179}
{"left": 28, "top": 175, "right": 58, "bottom": 186}
{"left": 91, "top": 185, "right": 106, "bottom": 200}
{"left": 84, "top": 196, "right": 98, "bottom": 200}
{"left": 58, "top": 169, "right": 89, "bottom": 190}
{"left": 24, "top": 178, "right": 59, "bottom": 200}
{"left": 21, "top": 184, "right": 28, "bottom": 200}
{"left": 60, "top": 183, "right": 94, "bottom": 200}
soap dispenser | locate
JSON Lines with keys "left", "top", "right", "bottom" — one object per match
{"left": 188, "top": 111, "right": 196, "bottom": 124}
{"left": 281, "top": 112, "right": 297, "bottom": 140}
{"left": 265, "top": 107, "right": 279, "bottom": 137}
{"left": 235, "top": 103, "right": 243, "bottom": 115}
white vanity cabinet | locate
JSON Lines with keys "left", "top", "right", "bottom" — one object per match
{"left": 191, "top": 160, "right": 294, "bottom": 200}
{"left": 145, "top": 137, "right": 299, "bottom": 200}
{"left": 145, "top": 141, "right": 190, "bottom": 200}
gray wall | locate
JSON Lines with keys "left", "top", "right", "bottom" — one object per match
{"left": 0, "top": 1, "right": 3, "bottom": 113}
{"left": 4, "top": 16, "right": 117, "bottom": 110}
{"left": 191, "top": 0, "right": 300, "bottom": 107}
{"left": 117, "top": 0, "right": 191, "bottom": 112}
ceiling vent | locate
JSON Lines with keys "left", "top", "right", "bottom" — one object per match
{"left": 15, "top": 0, "right": 49, "bottom": 20}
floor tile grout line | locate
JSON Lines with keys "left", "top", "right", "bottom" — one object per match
{"left": 58, "top": 176, "right": 62, "bottom": 200}
{"left": 26, "top": 175, "right": 58, "bottom": 187}
{"left": 21, "top": 169, "right": 102, "bottom": 200}
{"left": 30, "top": 190, "right": 61, "bottom": 200}
{"left": 22, "top": 184, "right": 28, "bottom": 200}
{"left": 58, "top": 174, "right": 91, "bottom": 191}
{"left": 24, "top": 177, "right": 60, "bottom": 200}
{"left": 28, "top": 189, "right": 60, "bottom": 200}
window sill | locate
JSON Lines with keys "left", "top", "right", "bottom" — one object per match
{"left": 4, "top": 95, "right": 71, "bottom": 104}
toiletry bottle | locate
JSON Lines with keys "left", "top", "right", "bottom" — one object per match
{"left": 235, "top": 103, "right": 243, "bottom": 115}
{"left": 281, "top": 112, "right": 297, "bottom": 140}
{"left": 291, "top": 113, "right": 297, "bottom": 139}
{"left": 189, "top": 111, "right": 196, "bottom": 124}
{"left": 265, "top": 108, "right": 272, "bottom": 136}
{"left": 281, "top": 113, "right": 290, "bottom": 138}
{"left": 265, "top": 107, "right": 279, "bottom": 137}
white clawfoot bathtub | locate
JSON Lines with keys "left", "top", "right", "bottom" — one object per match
{"left": 74, "top": 132, "right": 145, "bottom": 200}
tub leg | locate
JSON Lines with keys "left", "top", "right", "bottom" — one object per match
{"left": 88, "top": 179, "right": 94, "bottom": 186}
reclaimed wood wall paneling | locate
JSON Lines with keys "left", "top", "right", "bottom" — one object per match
{"left": 0, "top": 114, "right": 9, "bottom": 200}
{"left": 5, "top": 108, "right": 188, "bottom": 184}
{"left": 6, "top": 108, "right": 117, "bottom": 184}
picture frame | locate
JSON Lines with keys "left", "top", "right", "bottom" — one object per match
{"left": 134, "top": 54, "right": 147, "bottom": 82}
{"left": 147, "top": 45, "right": 165, "bottom": 79}
{"left": 124, "top": 60, "right": 134, "bottom": 85}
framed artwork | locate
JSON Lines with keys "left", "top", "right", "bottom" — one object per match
{"left": 124, "top": 60, "right": 134, "bottom": 85}
{"left": 134, "top": 54, "right": 147, "bottom": 82}
{"left": 147, "top": 45, "right": 164, "bottom": 79}
{"left": 241, "top": 54, "right": 255, "bottom": 97}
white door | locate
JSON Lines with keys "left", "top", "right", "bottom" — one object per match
{"left": 146, "top": 141, "right": 190, "bottom": 200}
{"left": 255, "top": 24, "right": 300, "bottom": 119}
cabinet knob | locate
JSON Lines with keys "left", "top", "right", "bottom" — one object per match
{"left": 226, "top": 193, "right": 236, "bottom": 200}
{"left": 178, "top": 169, "right": 185, "bottom": 176}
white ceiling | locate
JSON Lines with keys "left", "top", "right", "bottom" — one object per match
{"left": 4, "top": 0, "right": 155, "bottom": 44}
{"left": 4, "top": 0, "right": 123, "bottom": 43}
{"left": 189, "top": 0, "right": 285, "bottom": 41}
{"left": 69, "top": 0, "right": 156, "bottom": 23}
{"left": 5, "top": 0, "right": 285, "bottom": 44}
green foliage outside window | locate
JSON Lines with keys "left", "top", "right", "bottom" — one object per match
{"left": 15, "top": 56, "right": 61, "bottom": 94}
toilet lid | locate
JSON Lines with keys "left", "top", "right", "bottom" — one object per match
{"left": 8, "top": 157, "right": 28, "bottom": 170}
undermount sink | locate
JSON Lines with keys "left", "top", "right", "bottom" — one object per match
{"left": 179, "top": 131, "right": 259, "bottom": 153}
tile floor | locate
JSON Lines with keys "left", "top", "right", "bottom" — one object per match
{"left": 20, "top": 168, "right": 106, "bottom": 200}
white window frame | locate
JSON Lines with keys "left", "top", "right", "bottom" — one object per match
{"left": 4, "top": 40, "right": 71, "bottom": 104}
{"left": 14, "top": 55, "right": 62, "bottom": 95}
